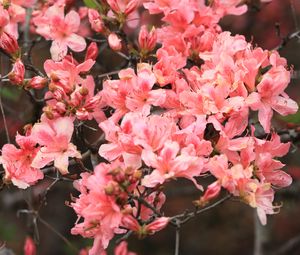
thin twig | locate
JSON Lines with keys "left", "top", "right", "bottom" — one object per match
{"left": 115, "top": 230, "right": 133, "bottom": 245}
{"left": 38, "top": 217, "right": 78, "bottom": 252}
{"left": 0, "top": 80, "right": 10, "bottom": 143}
{"left": 174, "top": 220, "right": 181, "bottom": 255}
{"left": 170, "top": 194, "right": 231, "bottom": 225}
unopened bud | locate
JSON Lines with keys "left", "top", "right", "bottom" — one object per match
{"left": 108, "top": 33, "right": 122, "bottom": 51}
{"left": 27, "top": 76, "right": 48, "bottom": 89}
{"left": 138, "top": 26, "right": 157, "bottom": 53}
{"left": 88, "top": 9, "right": 104, "bottom": 33}
{"left": 85, "top": 42, "right": 99, "bottom": 61}
{"left": 0, "top": 32, "right": 20, "bottom": 56}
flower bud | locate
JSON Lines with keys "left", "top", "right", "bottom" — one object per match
{"left": 0, "top": 32, "right": 20, "bottom": 56}
{"left": 108, "top": 33, "right": 122, "bottom": 51}
{"left": 193, "top": 181, "right": 221, "bottom": 207}
{"left": 27, "top": 76, "right": 48, "bottom": 89}
{"left": 8, "top": 59, "right": 24, "bottom": 85}
{"left": 138, "top": 26, "right": 157, "bottom": 53}
{"left": 88, "top": 9, "right": 104, "bottom": 33}
{"left": 124, "top": 0, "right": 139, "bottom": 16}
{"left": 24, "top": 236, "right": 36, "bottom": 255}
{"left": 145, "top": 217, "right": 169, "bottom": 234}
{"left": 121, "top": 214, "right": 140, "bottom": 232}
{"left": 85, "top": 42, "right": 99, "bottom": 61}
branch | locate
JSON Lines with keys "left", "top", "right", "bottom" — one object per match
{"left": 273, "top": 29, "right": 300, "bottom": 51}
{"left": 170, "top": 194, "right": 231, "bottom": 225}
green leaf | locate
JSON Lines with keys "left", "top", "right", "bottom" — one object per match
{"left": 83, "top": 0, "right": 99, "bottom": 9}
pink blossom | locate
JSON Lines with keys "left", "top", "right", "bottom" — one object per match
{"left": 34, "top": 4, "right": 86, "bottom": 60}
{"left": 142, "top": 141, "right": 204, "bottom": 188}
{"left": 0, "top": 133, "right": 43, "bottom": 189}
{"left": 31, "top": 117, "right": 81, "bottom": 174}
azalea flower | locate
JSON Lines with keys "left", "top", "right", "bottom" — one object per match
{"left": 31, "top": 117, "right": 81, "bottom": 174}
{"left": 34, "top": 4, "right": 86, "bottom": 61}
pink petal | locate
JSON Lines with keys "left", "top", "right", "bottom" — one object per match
{"left": 50, "top": 40, "right": 68, "bottom": 61}
{"left": 66, "top": 33, "right": 86, "bottom": 52}
{"left": 65, "top": 10, "right": 80, "bottom": 32}
{"left": 258, "top": 104, "right": 273, "bottom": 133}
{"left": 271, "top": 96, "right": 298, "bottom": 116}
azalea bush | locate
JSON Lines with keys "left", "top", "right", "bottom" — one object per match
{"left": 0, "top": 0, "right": 299, "bottom": 254}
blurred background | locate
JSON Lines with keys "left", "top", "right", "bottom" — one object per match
{"left": 0, "top": 0, "right": 300, "bottom": 254}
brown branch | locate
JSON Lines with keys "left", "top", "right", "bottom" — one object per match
{"left": 170, "top": 194, "right": 231, "bottom": 225}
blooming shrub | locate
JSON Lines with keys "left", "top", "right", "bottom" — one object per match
{"left": 0, "top": 0, "right": 299, "bottom": 254}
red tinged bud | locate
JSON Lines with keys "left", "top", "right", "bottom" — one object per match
{"left": 144, "top": 217, "right": 169, "bottom": 234}
{"left": 27, "top": 76, "right": 48, "bottom": 89}
{"left": 85, "top": 42, "right": 99, "bottom": 61}
{"left": 88, "top": 9, "right": 104, "bottom": 33}
{"left": 138, "top": 25, "right": 157, "bottom": 53}
{"left": 0, "top": 32, "right": 20, "bottom": 56}
{"left": 194, "top": 181, "right": 221, "bottom": 207}
{"left": 8, "top": 59, "right": 25, "bottom": 85}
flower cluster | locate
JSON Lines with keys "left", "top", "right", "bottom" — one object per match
{"left": 0, "top": 0, "right": 298, "bottom": 254}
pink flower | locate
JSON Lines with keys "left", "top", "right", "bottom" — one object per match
{"left": 142, "top": 141, "right": 204, "bottom": 189}
{"left": 247, "top": 64, "right": 298, "bottom": 133}
{"left": 71, "top": 162, "right": 125, "bottom": 254}
{"left": 0, "top": 133, "right": 43, "bottom": 189}
{"left": 31, "top": 117, "right": 81, "bottom": 174}
{"left": 34, "top": 5, "right": 86, "bottom": 61}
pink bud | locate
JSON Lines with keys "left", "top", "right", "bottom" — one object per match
{"left": 8, "top": 59, "right": 25, "bottom": 85}
{"left": 121, "top": 215, "right": 140, "bottom": 232}
{"left": 138, "top": 25, "right": 157, "bottom": 52}
{"left": 108, "top": 33, "right": 122, "bottom": 51}
{"left": 24, "top": 236, "right": 36, "bottom": 255}
{"left": 124, "top": 0, "right": 139, "bottom": 16}
{"left": 88, "top": 9, "right": 104, "bottom": 33}
{"left": 195, "top": 181, "right": 221, "bottom": 207}
{"left": 27, "top": 76, "right": 48, "bottom": 89}
{"left": 85, "top": 42, "right": 99, "bottom": 61}
{"left": 0, "top": 32, "right": 20, "bottom": 55}
{"left": 145, "top": 217, "right": 169, "bottom": 234}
